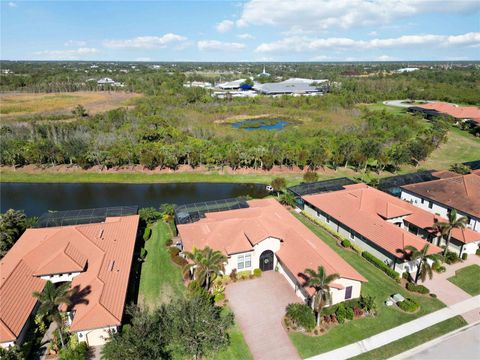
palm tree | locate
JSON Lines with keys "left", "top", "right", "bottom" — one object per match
{"left": 303, "top": 266, "right": 339, "bottom": 327}
{"left": 183, "top": 247, "right": 227, "bottom": 290}
{"left": 433, "top": 210, "right": 468, "bottom": 256}
{"left": 403, "top": 244, "right": 434, "bottom": 284}
{"left": 33, "top": 281, "right": 72, "bottom": 348}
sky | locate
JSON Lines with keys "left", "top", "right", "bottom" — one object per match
{"left": 1, "top": 0, "right": 479, "bottom": 62}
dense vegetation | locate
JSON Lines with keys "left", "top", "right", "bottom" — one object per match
{"left": 0, "top": 209, "right": 36, "bottom": 258}
{"left": 2, "top": 62, "right": 478, "bottom": 174}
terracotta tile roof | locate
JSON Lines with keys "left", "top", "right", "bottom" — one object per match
{"left": 416, "top": 102, "right": 480, "bottom": 124}
{"left": 178, "top": 199, "right": 367, "bottom": 295}
{"left": 473, "top": 169, "right": 480, "bottom": 177}
{"left": 303, "top": 185, "right": 442, "bottom": 258}
{"left": 0, "top": 215, "right": 139, "bottom": 342}
{"left": 402, "top": 174, "right": 480, "bottom": 218}
{"left": 404, "top": 211, "right": 480, "bottom": 244}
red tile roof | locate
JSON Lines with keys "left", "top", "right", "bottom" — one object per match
{"left": 416, "top": 102, "right": 480, "bottom": 124}
{"left": 303, "top": 185, "right": 443, "bottom": 258}
{"left": 177, "top": 199, "right": 366, "bottom": 295}
{"left": 402, "top": 174, "right": 480, "bottom": 218}
{"left": 0, "top": 215, "right": 139, "bottom": 342}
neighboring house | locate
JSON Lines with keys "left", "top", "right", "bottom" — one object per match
{"left": 408, "top": 102, "right": 480, "bottom": 126}
{"left": 302, "top": 184, "right": 445, "bottom": 275}
{"left": 216, "top": 79, "right": 246, "bottom": 90}
{"left": 401, "top": 173, "right": 480, "bottom": 232}
{"left": 97, "top": 77, "right": 124, "bottom": 87}
{"left": 177, "top": 198, "right": 366, "bottom": 305}
{"left": 0, "top": 215, "right": 139, "bottom": 348}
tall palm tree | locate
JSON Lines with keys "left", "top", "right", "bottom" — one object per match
{"left": 403, "top": 244, "right": 434, "bottom": 284}
{"left": 183, "top": 247, "right": 227, "bottom": 290}
{"left": 433, "top": 210, "right": 468, "bottom": 256}
{"left": 303, "top": 266, "right": 339, "bottom": 327}
{"left": 33, "top": 281, "right": 72, "bottom": 348}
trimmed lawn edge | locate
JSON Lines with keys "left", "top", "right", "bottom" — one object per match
{"left": 447, "top": 265, "right": 480, "bottom": 296}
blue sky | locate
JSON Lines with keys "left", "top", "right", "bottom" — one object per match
{"left": 1, "top": 0, "right": 479, "bottom": 61}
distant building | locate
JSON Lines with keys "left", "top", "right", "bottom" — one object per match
{"left": 254, "top": 78, "right": 329, "bottom": 96}
{"left": 97, "top": 77, "right": 124, "bottom": 87}
{"left": 408, "top": 102, "right": 480, "bottom": 126}
{"left": 257, "top": 65, "right": 270, "bottom": 77}
{"left": 216, "top": 79, "right": 246, "bottom": 90}
{"left": 184, "top": 81, "right": 213, "bottom": 89}
{"left": 396, "top": 67, "right": 419, "bottom": 73}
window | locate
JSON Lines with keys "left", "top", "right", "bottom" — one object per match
{"left": 326, "top": 217, "right": 330, "bottom": 223}
{"left": 345, "top": 286, "right": 352, "bottom": 300}
{"left": 421, "top": 198, "right": 424, "bottom": 204}
{"left": 349, "top": 232, "right": 354, "bottom": 240}
{"left": 237, "top": 253, "right": 252, "bottom": 270}
{"left": 428, "top": 202, "right": 433, "bottom": 209}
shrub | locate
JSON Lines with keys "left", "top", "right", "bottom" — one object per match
{"left": 445, "top": 251, "right": 460, "bottom": 264}
{"left": 303, "top": 171, "right": 319, "bottom": 183}
{"left": 171, "top": 254, "right": 188, "bottom": 267}
{"left": 335, "top": 304, "right": 347, "bottom": 324}
{"left": 214, "top": 293, "right": 225, "bottom": 303}
{"left": 168, "top": 247, "right": 180, "bottom": 257}
{"left": 166, "top": 238, "right": 173, "bottom": 246}
{"left": 430, "top": 293, "right": 437, "bottom": 298}
{"left": 362, "top": 251, "right": 400, "bottom": 282}
{"left": 345, "top": 307, "right": 354, "bottom": 321}
{"left": 462, "top": 253, "right": 468, "bottom": 260}
{"left": 353, "top": 307, "right": 363, "bottom": 317}
{"left": 398, "top": 298, "right": 419, "bottom": 313}
{"left": 253, "top": 268, "right": 262, "bottom": 277}
{"left": 351, "top": 243, "right": 363, "bottom": 254}
{"left": 139, "top": 248, "right": 147, "bottom": 261}
{"left": 341, "top": 239, "right": 352, "bottom": 248}
{"left": 237, "top": 270, "right": 251, "bottom": 280}
{"left": 476, "top": 248, "right": 480, "bottom": 256}
{"left": 229, "top": 269, "right": 237, "bottom": 282}
{"left": 143, "top": 227, "right": 152, "bottom": 241}
{"left": 406, "top": 282, "right": 430, "bottom": 294}
{"left": 285, "top": 303, "right": 316, "bottom": 332}
{"left": 58, "top": 342, "right": 89, "bottom": 360}
{"left": 359, "top": 295, "right": 377, "bottom": 313}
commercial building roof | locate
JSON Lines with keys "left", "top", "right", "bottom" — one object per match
{"left": 254, "top": 80, "right": 326, "bottom": 95}
{"left": 402, "top": 174, "right": 480, "bottom": 219}
{"left": 303, "top": 184, "right": 443, "bottom": 258}
{"left": 177, "top": 199, "right": 366, "bottom": 294}
{"left": 414, "top": 102, "right": 480, "bottom": 124}
{"left": 0, "top": 215, "right": 139, "bottom": 343}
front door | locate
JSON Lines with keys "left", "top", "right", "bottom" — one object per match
{"left": 259, "top": 250, "right": 274, "bottom": 271}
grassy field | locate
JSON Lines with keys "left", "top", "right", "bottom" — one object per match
{"left": 447, "top": 265, "right": 480, "bottom": 296}
{"left": 289, "top": 212, "right": 446, "bottom": 359}
{"left": 138, "top": 221, "right": 185, "bottom": 307}
{"left": 0, "top": 91, "right": 140, "bottom": 120}
{"left": 137, "top": 221, "right": 252, "bottom": 359}
{"left": 351, "top": 316, "right": 468, "bottom": 360}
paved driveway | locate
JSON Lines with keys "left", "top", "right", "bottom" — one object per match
{"left": 225, "top": 271, "right": 302, "bottom": 360}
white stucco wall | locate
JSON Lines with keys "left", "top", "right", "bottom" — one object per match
{"left": 224, "top": 237, "right": 281, "bottom": 274}
{"left": 276, "top": 260, "right": 308, "bottom": 301}
{"left": 0, "top": 341, "right": 15, "bottom": 349}
{"left": 330, "top": 278, "right": 362, "bottom": 305}
{"left": 39, "top": 271, "right": 81, "bottom": 283}
{"left": 76, "top": 326, "right": 117, "bottom": 346}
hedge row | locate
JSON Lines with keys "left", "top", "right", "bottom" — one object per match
{"left": 362, "top": 251, "right": 400, "bottom": 282}
{"left": 398, "top": 298, "right": 419, "bottom": 312}
{"left": 406, "top": 282, "right": 429, "bottom": 294}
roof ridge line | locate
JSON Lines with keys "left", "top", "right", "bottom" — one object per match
{"left": 64, "top": 242, "right": 86, "bottom": 268}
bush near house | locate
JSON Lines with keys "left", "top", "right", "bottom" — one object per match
{"left": 143, "top": 227, "right": 152, "bottom": 241}
{"left": 285, "top": 303, "right": 316, "bottom": 332}
{"left": 361, "top": 251, "right": 400, "bottom": 282}
{"left": 445, "top": 251, "right": 460, "bottom": 264}
{"left": 406, "top": 283, "right": 430, "bottom": 294}
{"left": 476, "top": 248, "right": 480, "bottom": 256}
{"left": 341, "top": 239, "right": 352, "bottom": 248}
{"left": 253, "top": 268, "right": 262, "bottom": 277}
{"left": 398, "top": 298, "right": 420, "bottom": 313}
{"left": 237, "top": 270, "right": 252, "bottom": 280}
{"left": 462, "top": 253, "right": 468, "bottom": 260}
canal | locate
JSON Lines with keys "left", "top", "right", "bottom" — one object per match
{"left": 1, "top": 182, "right": 269, "bottom": 216}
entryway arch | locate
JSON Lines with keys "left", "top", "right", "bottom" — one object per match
{"left": 259, "top": 250, "right": 274, "bottom": 271}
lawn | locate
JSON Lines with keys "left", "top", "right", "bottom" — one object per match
{"left": 138, "top": 221, "right": 185, "bottom": 307}
{"left": 289, "top": 213, "right": 446, "bottom": 359}
{"left": 138, "top": 221, "right": 252, "bottom": 359}
{"left": 350, "top": 315, "right": 467, "bottom": 360}
{"left": 447, "top": 265, "right": 480, "bottom": 296}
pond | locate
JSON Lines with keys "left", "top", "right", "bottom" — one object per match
{"left": 231, "top": 119, "right": 288, "bottom": 131}
{"left": 0, "top": 182, "right": 269, "bottom": 216}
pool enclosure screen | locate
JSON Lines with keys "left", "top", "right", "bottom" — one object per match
{"left": 378, "top": 171, "right": 439, "bottom": 196}
{"left": 288, "top": 177, "right": 357, "bottom": 197}
{"left": 175, "top": 198, "right": 249, "bottom": 225}
{"left": 35, "top": 206, "right": 139, "bottom": 228}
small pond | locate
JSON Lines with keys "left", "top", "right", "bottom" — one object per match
{"left": 231, "top": 119, "right": 288, "bottom": 131}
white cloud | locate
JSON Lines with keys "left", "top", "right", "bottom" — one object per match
{"left": 64, "top": 40, "right": 87, "bottom": 47}
{"left": 256, "top": 32, "right": 480, "bottom": 53}
{"left": 197, "top": 40, "right": 246, "bottom": 51}
{"left": 103, "top": 33, "right": 187, "bottom": 49}
{"left": 237, "top": 33, "right": 255, "bottom": 40}
{"left": 237, "top": 0, "right": 478, "bottom": 31}
{"left": 376, "top": 55, "right": 397, "bottom": 61}
{"left": 135, "top": 57, "right": 152, "bottom": 62}
{"left": 216, "top": 20, "right": 234, "bottom": 33}
{"left": 34, "top": 48, "right": 98, "bottom": 60}
{"left": 8, "top": 2, "right": 17, "bottom": 8}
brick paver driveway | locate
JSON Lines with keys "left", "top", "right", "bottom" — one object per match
{"left": 225, "top": 271, "right": 302, "bottom": 360}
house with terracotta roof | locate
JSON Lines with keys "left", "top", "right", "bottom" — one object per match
{"left": 0, "top": 215, "right": 139, "bottom": 348}
{"left": 408, "top": 102, "right": 480, "bottom": 126}
{"left": 401, "top": 173, "right": 480, "bottom": 238}
{"left": 302, "top": 184, "right": 446, "bottom": 275}
{"left": 177, "top": 198, "right": 366, "bottom": 304}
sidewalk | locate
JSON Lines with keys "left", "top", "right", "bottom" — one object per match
{"left": 306, "top": 295, "right": 480, "bottom": 360}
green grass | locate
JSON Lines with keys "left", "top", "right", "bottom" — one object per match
{"left": 360, "top": 102, "right": 407, "bottom": 115}
{"left": 289, "top": 213, "right": 446, "bottom": 358}
{"left": 138, "top": 221, "right": 185, "bottom": 307}
{"left": 351, "top": 316, "right": 467, "bottom": 360}
{"left": 447, "top": 265, "right": 480, "bottom": 296}
{"left": 138, "top": 222, "right": 252, "bottom": 359}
